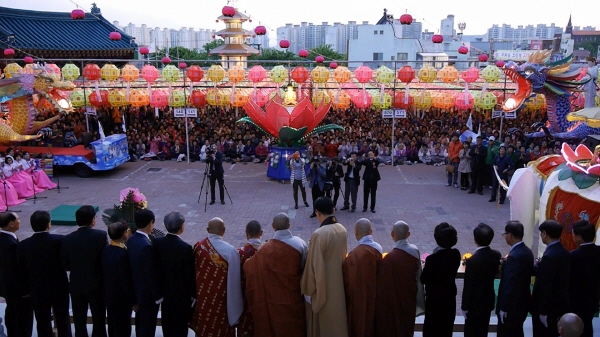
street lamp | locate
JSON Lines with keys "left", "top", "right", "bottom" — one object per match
{"left": 458, "top": 22, "right": 466, "bottom": 41}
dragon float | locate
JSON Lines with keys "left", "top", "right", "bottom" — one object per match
{"left": 502, "top": 50, "right": 598, "bottom": 139}
{"left": 0, "top": 64, "right": 74, "bottom": 144}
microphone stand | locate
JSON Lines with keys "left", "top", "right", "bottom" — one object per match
{"left": 2, "top": 179, "right": 21, "bottom": 213}
{"left": 48, "top": 161, "right": 69, "bottom": 193}
{"left": 25, "top": 169, "right": 46, "bottom": 204}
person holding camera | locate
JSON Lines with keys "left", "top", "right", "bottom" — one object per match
{"left": 289, "top": 151, "right": 309, "bottom": 210}
{"left": 325, "top": 158, "right": 344, "bottom": 210}
{"left": 307, "top": 158, "right": 327, "bottom": 218}
{"left": 341, "top": 152, "right": 362, "bottom": 212}
{"left": 362, "top": 150, "right": 381, "bottom": 213}
{"left": 207, "top": 144, "right": 225, "bottom": 205}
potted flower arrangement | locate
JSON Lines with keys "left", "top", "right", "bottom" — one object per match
{"left": 102, "top": 188, "right": 165, "bottom": 237}
{"left": 462, "top": 252, "right": 473, "bottom": 266}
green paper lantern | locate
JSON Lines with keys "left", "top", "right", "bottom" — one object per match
{"left": 62, "top": 63, "right": 81, "bottom": 81}
{"left": 269, "top": 65, "right": 288, "bottom": 84}
{"left": 162, "top": 65, "right": 180, "bottom": 82}
{"left": 481, "top": 65, "right": 501, "bottom": 83}
{"left": 375, "top": 65, "right": 394, "bottom": 85}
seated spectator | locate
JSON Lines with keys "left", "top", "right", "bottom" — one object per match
{"left": 407, "top": 141, "right": 419, "bottom": 164}
{"left": 135, "top": 139, "right": 146, "bottom": 158}
{"left": 430, "top": 143, "right": 447, "bottom": 166}
{"left": 241, "top": 140, "right": 255, "bottom": 162}
{"left": 394, "top": 143, "right": 408, "bottom": 165}
{"left": 190, "top": 140, "right": 200, "bottom": 162}
{"left": 255, "top": 141, "right": 268, "bottom": 163}
{"left": 170, "top": 140, "right": 186, "bottom": 162}
{"left": 419, "top": 144, "right": 432, "bottom": 165}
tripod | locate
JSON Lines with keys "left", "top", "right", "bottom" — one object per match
{"left": 49, "top": 162, "right": 69, "bottom": 193}
{"left": 2, "top": 180, "right": 21, "bottom": 213}
{"left": 26, "top": 171, "right": 46, "bottom": 204}
{"left": 197, "top": 163, "right": 210, "bottom": 212}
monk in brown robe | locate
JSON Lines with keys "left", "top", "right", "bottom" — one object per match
{"left": 343, "top": 218, "right": 382, "bottom": 337}
{"left": 237, "top": 220, "right": 263, "bottom": 337}
{"left": 301, "top": 197, "right": 349, "bottom": 337}
{"left": 190, "top": 217, "right": 243, "bottom": 337}
{"left": 243, "top": 213, "right": 308, "bottom": 337}
{"left": 375, "top": 220, "right": 425, "bottom": 337}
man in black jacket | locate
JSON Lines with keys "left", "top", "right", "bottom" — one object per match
{"left": 154, "top": 212, "right": 195, "bottom": 337}
{"left": 102, "top": 221, "right": 136, "bottom": 337}
{"left": 325, "top": 158, "right": 344, "bottom": 210}
{"left": 462, "top": 223, "right": 501, "bottom": 337}
{"left": 340, "top": 152, "right": 361, "bottom": 212}
{"left": 0, "top": 212, "right": 33, "bottom": 337}
{"left": 362, "top": 150, "right": 381, "bottom": 213}
{"left": 496, "top": 221, "right": 534, "bottom": 337}
{"left": 489, "top": 146, "right": 514, "bottom": 204}
{"left": 531, "top": 220, "right": 571, "bottom": 337}
{"left": 569, "top": 220, "right": 600, "bottom": 337}
{"left": 208, "top": 144, "right": 226, "bottom": 205}
{"left": 468, "top": 136, "right": 488, "bottom": 195}
{"left": 128, "top": 209, "right": 163, "bottom": 337}
{"left": 61, "top": 205, "right": 108, "bottom": 337}
{"left": 17, "top": 210, "right": 72, "bottom": 337}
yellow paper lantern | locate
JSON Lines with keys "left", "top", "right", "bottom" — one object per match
{"left": 333, "top": 66, "right": 352, "bottom": 84}
{"left": 70, "top": 88, "right": 87, "bottom": 108}
{"left": 122, "top": 64, "right": 139, "bottom": 82}
{"left": 375, "top": 65, "right": 394, "bottom": 85}
{"left": 432, "top": 92, "right": 455, "bottom": 109}
{"left": 207, "top": 65, "right": 226, "bottom": 84}
{"left": 269, "top": 65, "right": 288, "bottom": 84}
{"left": 333, "top": 91, "right": 351, "bottom": 110}
{"left": 169, "top": 90, "right": 186, "bottom": 107}
{"left": 481, "top": 65, "right": 502, "bottom": 83}
{"left": 100, "top": 64, "right": 120, "bottom": 81}
{"left": 129, "top": 90, "right": 149, "bottom": 107}
{"left": 3, "top": 63, "right": 22, "bottom": 78}
{"left": 62, "top": 63, "right": 80, "bottom": 81}
{"left": 413, "top": 91, "right": 433, "bottom": 109}
{"left": 312, "top": 90, "right": 331, "bottom": 107}
{"left": 474, "top": 92, "right": 498, "bottom": 110}
{"left": 206, "top": 89, "right": 229, "bottom": 106}
{"left": 417, "top": 65, "right": 437, "bottom": 83}
{"left": 232, "top": 90, "right": 249, "bottom": 107}
{"left": 311, "top": 66, "right": 330, "bottom": 84}
{"left": 227, "top": 65, "right": 246, "bottom": 83}
{"left": 162, "top": 65, "right": 180, "bottom": 82}
{"left": 372, "top": 92, "right": 393, "bottom": 109}
{"left": 108, "top": 89, "right": 127, "bottom": 107}
{"left": 438, "top": 65, "right": 459, "bottom": 84}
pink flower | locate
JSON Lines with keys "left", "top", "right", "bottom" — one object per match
{"left": 120, "top": 187, "right": 147, "bottom": 203}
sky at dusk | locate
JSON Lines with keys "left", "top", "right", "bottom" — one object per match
{"left": 1, "top": 0, "right": 596, "bottom": 36}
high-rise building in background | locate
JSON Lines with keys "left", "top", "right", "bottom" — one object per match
{"left": 113, "top": 21, "right": 220, "bottom": 51}
{"left": 486, "top": 22, "right": 564, "bottom": 48}
{"left": 440, "top": 15, "right": 456, "bottom": 37}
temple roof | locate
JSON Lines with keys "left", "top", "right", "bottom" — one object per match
{"left": 217, "top": 9, "right": 251, "bottom": 22}
{"left": 210, "top": 43, "right": 260, "bottom": 55}
{"left": 214, "top": 28, "right": 255, "bottom": 37}
{"left": 0, "top": 6, "right": 137, "bottom": 59}
{"left": 376, "top": 8, "right": 390, "bottom": 25}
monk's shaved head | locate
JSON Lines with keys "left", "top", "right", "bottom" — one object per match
{"left": 392, "top": 221, "right": 410, "bottom": 240}
{"left": 272, "top": 213, "right": 290, "bottom": 231}
{"left": 355, "top": 218, "right": 372, "bottom": 236}
{"left": 557, "top": 313, "right": 583, "bottom": 337}
{"left": 207, "top": 217, "right": 225, "bottom": 235}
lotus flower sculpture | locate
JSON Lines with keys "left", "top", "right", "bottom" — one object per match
{"left": 239, "top": 95, "right": 342, "bottom": 147}
{"left": 561, "top": 143, "right": 600, "bottom": 177}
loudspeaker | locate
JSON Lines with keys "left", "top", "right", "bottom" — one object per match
{"left": 581, "top": 135, "right": 600, "bottom": 150}
{"left": 82, "top": 132, "right": 92, "bottom": 149}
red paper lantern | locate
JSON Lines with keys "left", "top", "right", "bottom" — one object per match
{"left": 298, "top": 49, "right": 308, "bottom": 58}
{"left": 139, "top": 47, "right": 149, "bottom": 55}
{"left": 89, "top": 89, "right": 110, "bottom": 108}
{"left": 397, "top": 65, "right": 415, "bottom": 83}
{"left": 254, "top": 26, "right": 267, "bottom": 36}
{"left": 330, "top": 62, "right": 338, "bottom": 69}
{"left": 178, "top": 62, "right": 187, "bottom": 69}
{"left": 189, "top": 90, "right": 207, "bottom": 108}
{"left": 222, "top": 6, "right": 236, "bottom": 17}
{"left": 279, "top": 40, "right": 290, "bottom": 49}
{"left": 394, "top": 91, "right": 414, "bottom": 108}
{"left": 71, "top": 9, "right": 85, "bottom": 19}
{"left": 461, "top": 67, "right": 480, "bottom": 83}
{"left": 187, "top": 65, "right": 204, "bottom": 82}
{"left": 432, "top": 34, "right": 443, "bottom": 43}
{"left": 3, "top": 48, "right": 14, "bottom": 56}
{"left": 149, "top": 90, "right": 169, "bottom": 108}
{"left": 109, "top": 32, "right": 122, "bottom": 41}
{"left": 400, "top": 14, "right": 413, "bottom": 25}
{"left": 291, "top": 66, "right": 310, "bottom": 84}
{"left": 350, "top": 91, "right": 372, "bottom": 109}
{"left": 496, "top": 60, "right": 505, "bottom": 68}
{"left": 141, "top": 65, "right": 160, "bottom": 83}
{"left": 83, "top": 63, "right": 101, "bottom": 81}
{"left": 23, "top": 56, "right": 34, "bottom": 64}
{"left": 478, "top": 54, "right": 489, "bottom": 62}
{"left": 315, "top": 55, "right": 325, "bottom": 63}
{"left": 458, "top": 46, "right": 469, "bottom": 54}
{"left": 162, "top": 57, "right": 171, "bottom": 64}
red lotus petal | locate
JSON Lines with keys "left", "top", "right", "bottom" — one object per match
{"left": 308, "top": 100, "right": 332, "bottom": 131}
{"left": 243, "top": 100, "right": 275, "bottom": 136}
{"left": 561, "top": 143, "right": 579, "bottom": 163}
{"left": 266, "top": 102, "right": 291, "bottom": 131}
{"left": 289, "top": 98, "right": 314, "bottom": 129}
{"left": 574, "top": 144, "right": 594, "bottom": 160}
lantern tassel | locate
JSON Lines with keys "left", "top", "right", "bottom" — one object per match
{"left": 297, "top": 84, "right": 302, "bottom": 100}
{"left": 190, "top": 82, "right": 194, "bottom": 94}
{"left": 253, "top": 83, "right": 257, "bottom": 102}
{"left": 481, "top": 83, "right": 488, "bottom": 97}
{"left": 94, "top": 82, "right": 101, "bottom": 102}
{"left": 380, "top": 84, "right": 385, "bottom": 105}
{"left": 362, "top": 83, "right": 367, "bottom": 105}
{"left": 231, "top": 83, "right": 236, "bottom": 104}
{"left": 214, "top": 84, "right": 218, "bottom": 105}
{"left": 126, "top": 82, "right": 130, "bottom": 101}
{"left": 405, "top": 84, "right": 410, "bottom": 104}
{"left": 464, "top": 83, "right": 469, "bottom": 105}
{"left": 168, "top": 83, "right": 173, "bottom": 101}
{"left": 336, "top": 85, "right": 341, "bottom": 104}
{"left": 147, "top": 83, "right": 153, "bottom": 101}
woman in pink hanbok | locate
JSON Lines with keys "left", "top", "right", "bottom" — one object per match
{"left": 17, "top": 152, "right": 57, "bottom": 190}
{"left": 2, "top": 156, "right": 38, "bottom": 198}
{"left": 0, "top": 164, "right": 26, "bottom": 207}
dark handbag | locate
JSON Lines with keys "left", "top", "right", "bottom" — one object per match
{"left": 323, "top": 180, "right": 334, "bottom": 192}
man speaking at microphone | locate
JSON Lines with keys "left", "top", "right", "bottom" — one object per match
{"left": 207, "top": 144, "right": 226, "bottom": 205}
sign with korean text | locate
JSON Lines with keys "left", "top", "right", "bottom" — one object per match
{"left": 493, "top": 50, "right": 537, "bottom": 61}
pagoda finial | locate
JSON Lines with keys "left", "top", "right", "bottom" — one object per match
{"left": 566, "top": 14, "right": 573, "bottom": 34}
{"left": 91, "top": 2, "right": 101, "bottom": 15}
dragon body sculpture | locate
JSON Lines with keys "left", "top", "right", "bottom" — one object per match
{"left": 502, "top": 50, "right": 599, "bottom": 139}
{"left": 0, "top": 64, "right": 74, "bottom": 144}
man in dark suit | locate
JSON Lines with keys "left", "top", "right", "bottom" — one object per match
{"left": 61, "top": 205, "right": 108, "bottom": 337}
{"left": 362, "top": 150, "right": 381, "bottom": 213}
{"left": 569, "top": 220, "right": 600, "bottom": 337}
{"left": 341, "top": 151, "right": 362, "bottom": 212}
{"left": 531, "top": 220, "right": 571, "bottom": 337}
{"left": 468, "top": 136, "right": 488, "bottom": 195}
{"left": 461, "top": 223, "right": 502, "bottom": 337}
{"left": 0, "top": 212, "right": 33, "bottom": 337}
{"left": 17, "top": 210, "right": 72, "bottom": 337}
{"left": 103, "top": 221, "right": 136, "bottom": 337}
{"left": 128, "top": 209, "right": 163, "bottom": 337}
{"left": 208, "top": 144, "right": 226, "bottom": 205}
{"left": 154, "top": 212, "right": 195, "bottom": 337}
{"left": 496, "top": 220, "right": 534, "bottom": 337}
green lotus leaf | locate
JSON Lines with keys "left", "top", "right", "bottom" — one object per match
{"left": 279, "top": 126, "right": 308, "bottom": 144}
{"left": 572, "top": 172, "right": 598, "bottom": 189}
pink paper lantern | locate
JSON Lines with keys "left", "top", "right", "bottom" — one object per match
{"left": 496, "top": 60, "right": 505, "bottom": 68}
{"left": 222, "top": 6, "right": 236, "bottom": 17}
{"left": 279, "top": 40, "right": 290, "bottom": 49}
{"left": 330, "top": 62, "right": 338, "bottom": 69}
{"left": 315, "top": 55, "right": 325, "bottom": 63}
{"left": 3, "top": 48, "right": 14, "bottom": 56}
{"left": 432, "top": 34, "right": 443, "bottom": 43}
{"left": 461, "top": 67, "right": 480, "bottom": 83}
{"left": 458, "top": 46, "right": 469, "bottom": 54}
{"left": 45, "top": 64, "right": 61, "bottom": 77}
{"left": 254, "top": 26, "right": 267, "bottom": 35}
{"left": 139, "top": 47, "right": 149, "bottom": 55}
{"left": 141, "top": 65, "right": 160, "bottom": 83}
{"left": 71, "top": 9, "right": 85, "bottom": 19}
{"left": 162, "top": 57, "right": 171, "bottom": 64}
{"left": 478, "top": 54, "right": 489, "bottom": 62}
{"left": 351, "top": 91, "right": 372, "bottom": 109}
{"left": 248, "top": 65, "right": 267, "bottom": 83}
{"left": 149, "top": 90, "right": 169, "bottom": 108}
{"left": 24, "top": 56, "right": 34, "bottom": 64}
{"left": 109, "top": 32, "right": 122, "bottom": 41}
{"left": 354, "top": 66, "right": 373, "bottom": 83}
{"left": 400, "top": 14, "right": 413, "bottom": 25}
{"left": 298, "top": 49, "right": 308, "bottom": 58}
{"left": 178, "top": 62, "right": 187, "bottom": 69}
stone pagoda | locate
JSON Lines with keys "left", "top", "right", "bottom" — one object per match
{"left": 210, "top": 6, "right": 259, "bottom": 69}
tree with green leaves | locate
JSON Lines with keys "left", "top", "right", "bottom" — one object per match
{"left": 307, "top": 45, "right": 347, "bottom": 61}
{"left": 575, "top": 41, "right": 599, "bottom": 58}
{"left": 248, "top": 48, "right": 299, "bottom": 61}
{"left": 203, "top": 39, "right": 225, "bottom": 54}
